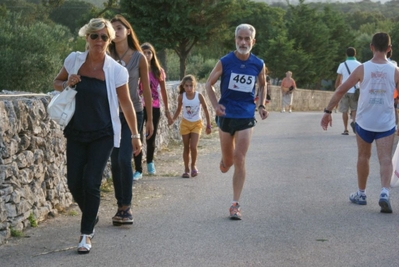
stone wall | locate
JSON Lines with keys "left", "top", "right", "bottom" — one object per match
{"left": 264, "top": 85, "right": 333, "bottom": 112}
{"left": 0, "top": 83, "right": 334, "bottom": 244}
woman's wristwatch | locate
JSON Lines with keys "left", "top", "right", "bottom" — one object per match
{"left": 324, "top": 108, "right": 332, "bottom": 114}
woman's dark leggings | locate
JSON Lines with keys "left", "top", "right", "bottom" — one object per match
{"left": 111, "top": 111, "right": 144, "bottom": 207}
{"left": 66, "top": 136, "right": 113, "bottom": 235}
{"left": 134, "top": 107, "right": 160, "bottom": 172}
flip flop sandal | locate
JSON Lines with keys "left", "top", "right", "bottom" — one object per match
{"left": 341, "top": 130, "right": 349, "bottom": 135}
{"left": 182, "top": 172, "right": 190, "bottom": 178}
{"left": 191, "top": 170, "right": 199, "bottom": 177}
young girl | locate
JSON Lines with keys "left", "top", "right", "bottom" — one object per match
{"left": 136, "top": 42, "right": 172, "bottom": 178}
{"left": 169, "top": 75, "right": 211, "bottom": 178}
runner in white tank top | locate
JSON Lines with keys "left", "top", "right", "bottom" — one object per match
{"left": 321, "top": 32, "right": 399, "bottom": 214}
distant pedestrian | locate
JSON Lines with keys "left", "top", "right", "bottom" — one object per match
{"left": 280, "top": 71, "right": 296, "bottom": 113}
{"left": 169, "top": 75, "right": 211, "bottom": 178}
{"left": 335, "top": 47, "right": 361, "bottom": 135}
{"left": 321, "top": 32, "right": 399, "bottom": 214}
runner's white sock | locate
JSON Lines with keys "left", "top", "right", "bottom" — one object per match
{"left": 381, "top": 187, "right": 389, "bottom": 197}
{"left": 358, "top": 189, "right": 366, "bottom": 196}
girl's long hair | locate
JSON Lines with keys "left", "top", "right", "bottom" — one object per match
{"left": 178, "top": 75, "right": 197, "bottom": 94}
{"left": 141, "top": 42, "right": 163, "bottom": 81}
{"left": 109, "top": 15, "right": 142, "bottom": 58}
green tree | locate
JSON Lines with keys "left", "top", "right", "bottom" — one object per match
{"left": 49, "top": 0, "right": 95, "bottom": 33}
{"left": 283, "top": 0, "right": 352, "bottom": 88}
{"left": 390, "top": 21, "right": 399, "bottom": 63}
{"left": 0, "top": 12, "right": 72, "bottom": 92}
{"left": 120, "top": 0, "right": 235, "bottom": 79}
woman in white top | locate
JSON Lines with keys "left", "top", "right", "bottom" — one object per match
{"left": 53, "top": 18, "right": 142, "bottom": 254}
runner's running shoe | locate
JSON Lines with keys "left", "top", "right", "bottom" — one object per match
{"left": 349, "top": 191, "right": 367, "bottom": 205}
{"left": 379, "top": 193, "right": 392, "bottom": 213}
{"left": 229, "top": 203, "right": 242, "bottom": 220}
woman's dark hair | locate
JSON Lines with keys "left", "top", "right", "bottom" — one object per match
{"left": 109, "top": 15, "right": 142, "bottom": 58}
{"left": 141, "top": 42, "right": 163, "bottom": 81}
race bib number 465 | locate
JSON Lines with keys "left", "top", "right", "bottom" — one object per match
{"left": 228, "top": 73, "right": 256, "bottom": 93}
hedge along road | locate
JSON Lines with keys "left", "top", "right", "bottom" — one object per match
{"left": 1, "top": 111, "right": 398, "bottom": 267}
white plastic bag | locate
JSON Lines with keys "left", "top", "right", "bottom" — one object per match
{"left": 390, "top": 142, "right": 399, "bottom": 187}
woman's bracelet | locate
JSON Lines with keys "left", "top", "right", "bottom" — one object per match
{"left": 131, "top": 134, "right": 141, "bottom": 139}
{"left": 258, "top": 104, "right": 266, "bottom": 110}
{"left": 206, "top": 125, "right": 212, "bottom": 129}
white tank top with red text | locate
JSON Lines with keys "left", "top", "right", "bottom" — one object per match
{"left": 357, "top": 61, "right": 396, "bottom": 132}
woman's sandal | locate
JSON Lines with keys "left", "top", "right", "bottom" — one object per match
{"left": 112, "top": 210, "right": 123, "bottom": 226}
{"left": 191, "top": 170, "right": 199, "bottom": 177}
{"left": 77, "top": 234, "right": 92, "bottom": 254}
{"left": 182, "top": 172, "right": 190, "bottom": 178}
{"left": 112, "top": 207, "right": 133, "bottom": 226}
{"left": 341, "top": 130, "right": 349, "bottom": 135}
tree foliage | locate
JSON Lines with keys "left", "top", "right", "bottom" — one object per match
{"left": 120, "top": 0, "right": 235, "bottom": 79}
{"left": 0, "top": 12, "right": 72, "bottom": 92}
{"left": 1, "top": 0, "right": 399, "bottom": 91}
{"left": 49, "top": 0, "right": 95, "bottom": 33}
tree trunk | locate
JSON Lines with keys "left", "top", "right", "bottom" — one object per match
{"left": 179, "top": 54, "right": 187, "bottom": 80}
{"left": 158, "top": 49, "right": 167, "bottom": 77}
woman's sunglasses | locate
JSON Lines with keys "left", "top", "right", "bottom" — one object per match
{"left": 89, "top": 33, "right": 109, "bottom": 42}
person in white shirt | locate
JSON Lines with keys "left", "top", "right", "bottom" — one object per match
{"left": 334, "top": 47, "right": 361, "bottom": 135}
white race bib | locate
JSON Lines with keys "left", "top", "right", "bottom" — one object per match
{"left": 228, "top": 72, "right": 256, "bottom": 93}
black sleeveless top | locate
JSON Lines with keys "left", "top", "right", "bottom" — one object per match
{"left": 64, "top": 76, "right": 113, "bottom": 142}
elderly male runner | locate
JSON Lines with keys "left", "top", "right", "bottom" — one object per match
{"left": 206, "top": 23, "right": 268, "bottom": 220}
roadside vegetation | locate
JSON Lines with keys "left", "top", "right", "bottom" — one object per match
{"left": 1, "top": 0, "right": 398, "bottom": 91}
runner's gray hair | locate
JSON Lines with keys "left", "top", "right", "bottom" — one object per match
{"left": 235, "top": 24, "right": 256, "bottom": 39}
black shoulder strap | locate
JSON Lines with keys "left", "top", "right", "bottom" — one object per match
{"left": 344, "top": 62, "right": 357, "bottom": 90}
{"left": 344, "top": 62, "right": 351, "bottom": 74}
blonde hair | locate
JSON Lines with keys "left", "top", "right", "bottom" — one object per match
{"left": 78, "top": 18, "right": 115, "bottom": 50}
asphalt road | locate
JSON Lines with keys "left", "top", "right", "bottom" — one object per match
{"left": 1, "top": 111, "right": 398, "bottom": 267}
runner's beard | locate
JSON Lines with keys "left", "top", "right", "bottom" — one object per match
{"left": 236, "top": 44, "right": 252, "bottom": 55}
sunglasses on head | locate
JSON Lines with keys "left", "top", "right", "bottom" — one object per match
{"left": 89, "top": 33, "right": 109, "bottom": 42}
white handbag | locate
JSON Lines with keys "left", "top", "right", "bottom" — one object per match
{"left": 47, "top": 55, "right": 79, "bottom": 128}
